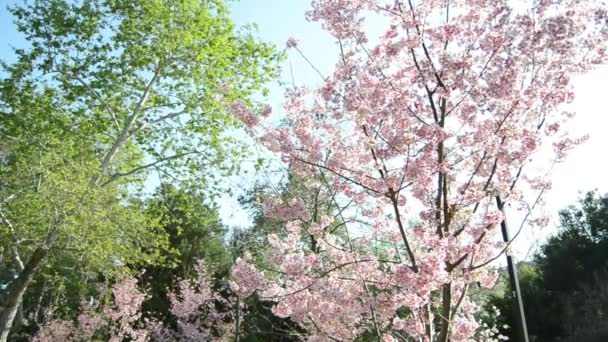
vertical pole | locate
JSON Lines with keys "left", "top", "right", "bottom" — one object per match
{"left": 235, "top": 296, "right": 241, "bottom": 342}
{"left": 232, "top": 236, "right": 241, "bottom": 342}
{"left": 496, "top": 196, "right": 529, "bottom": 342}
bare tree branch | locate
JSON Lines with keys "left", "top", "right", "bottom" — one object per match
{"left": 93, "top": 61, "right": 164, "bottom": 185}
{"left": 100, "top": 150, "right": 202, "bottom": 187}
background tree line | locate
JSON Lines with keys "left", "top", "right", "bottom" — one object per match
{"left": 481, "top": 191, "right": 608, "bottom": 342}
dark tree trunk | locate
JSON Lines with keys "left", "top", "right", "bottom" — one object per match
{"left": 0, "top": 246, "right": 48, "bottom": 342}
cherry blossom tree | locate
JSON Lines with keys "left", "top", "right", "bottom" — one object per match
{"left": 231, "top": 0, "right": 608, "bottom": 340}
{"left": 151, "top": 260, "right": 240, "bottom": 341}
{"left": 33, "top": 260, "right": 240, "bottom": 341}
{"left": 33, "top": 301, "right": 107, "bottom": 342}
{"left": 34, "top": 277, "right": 151, "bottom": 342}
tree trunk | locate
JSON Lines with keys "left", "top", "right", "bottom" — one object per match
{"left": 437, "top": 283, "right": 452, "bottom": 342}
{"left": 0, "top": 245, "right": 48, "bottom": 342}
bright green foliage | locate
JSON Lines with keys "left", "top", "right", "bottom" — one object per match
{"left": 0, "top": 0, "right": 281, "bottom": 338}
{"left": 5, "top": 0, "right": 282, "bottom": 190}
{"left": 0, "top": 83, "right": 171, "bottom": 269}
{"left": 0, "top": 85, "right": 171, "bottom": 341}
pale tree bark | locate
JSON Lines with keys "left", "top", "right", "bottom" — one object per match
{"left": 0, "top": 191, "right": 58, "bottom": 341}
{"left": 10, "top": 251, "right": 25, "bottom": 336}
{"left": 0, "top": 207, "right": 27, "bottom": 339}
{"left": 91, "top": 63, "right": 162, "bottom": 186}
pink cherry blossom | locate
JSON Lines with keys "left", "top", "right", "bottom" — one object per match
{"left": 232, "top": 0, "right": 607, "bottom": 340}
{"left": 35, "top": 260, "right": 240, "bottom": 341}
{"left": 230, "top": 100, "right": 259, "bottom": 129}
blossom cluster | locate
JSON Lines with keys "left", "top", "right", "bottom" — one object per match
{"left": 34, "top": 260, "right": 239, "bottom": 342}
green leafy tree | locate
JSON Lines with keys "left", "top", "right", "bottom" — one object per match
{"left": 138, "top": 184, "right": 231, "bottom": 322}
{"left": 481, "top": 191, "right": 608, "bottom": 341}
{"left": 0, "top": 0, "right": 281, "bottom": 339}
{"left": 5, "top": 0, "right": 281, "bottom": 190}
{"left": 482, "top": 263, "right": 549, "bottom": 341}
{"left": 539, "top": 191, "right": 608, "bottom": 291}
{"left": 0, "top": 89, "right": 170, "bottom": 340}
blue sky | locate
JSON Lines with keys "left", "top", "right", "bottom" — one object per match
{"left": 0, "top": 1, "right": 26, "bottom": 65}
{"left": 2, "top": 0, "right": 607, "bottom": 259}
